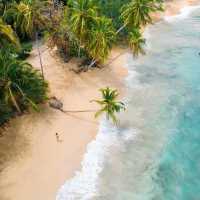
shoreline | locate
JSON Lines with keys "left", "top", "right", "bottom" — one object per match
{"left": 0, "top": 1, "right": 199, "bottom": 200}
{"left": 0, "top": 46, "right": 128, "bottom": 200}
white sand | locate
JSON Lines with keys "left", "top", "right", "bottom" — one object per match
{"left": 0, "top": 0, "right": 199, "bottom": 199}
{"left": 0, "top": 46, "right": 127, "bottom": 200}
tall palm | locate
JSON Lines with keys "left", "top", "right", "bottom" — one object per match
{"left": 7, "top": 2, "right": 32, "bottom": 37}
{"left": 86, "top": 16, "right": 116, "bottom": 64}
{"left": 46, "top": 7, "right": 78, "bottom": 57}
{"left": 0, "top": 50, "right": 47, "bottom": 113}
{"left": 68, "top": 0, "right": 97, "bottom": 51}
{"left": 0, "top": 18, "right": 19, "bottom": 47}
{"left": 121, "top": 0, "right": 163, "bottom": 29}
{"left": 92, "top": 87, "right": 125, "bottom": 123}
{"left": 129, "top": 29, "right": 146, "bottom": 57}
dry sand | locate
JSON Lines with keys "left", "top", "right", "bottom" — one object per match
{"left": 0, "top": 46, "right": 127, "bottom": 200}
{"left": 0, "top": 0, "right": 199, "bottom": 200}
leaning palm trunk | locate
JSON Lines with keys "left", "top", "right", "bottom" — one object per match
{"left": 116, "top": 23, "right": 127, "bottom": 34}
{"left": 88, "top": 23, "right": 128, "bottom": 69}
{"left": 36, "top": 32, "right": 45, "bottom": 79}
{"left": 78, "top": 46, "right": 81, "bottom": 57}
{"left": 8, "top": 87, "right": 22, "bottom": 114}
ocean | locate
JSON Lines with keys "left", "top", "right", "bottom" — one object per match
{"left": 57, "top": 5, "right": 200, "bottom": 200}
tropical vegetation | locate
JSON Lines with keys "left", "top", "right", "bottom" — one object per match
{"left": 0, "top": 0, "right": 164, "bottom": 124}
{"left": 0, "top": 0, "right": 49, "bottom": 125}
{"left": 92, "top": 87, "right": 125, "bottom": 123}
{"left": 45, "top": 0, "right": 163, "bottom": 66}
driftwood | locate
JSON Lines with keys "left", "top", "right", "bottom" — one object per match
{"left": 49, "top": 97, "right": 95, "bottom": 113}
{"left": 49, "top": 96, "right": 63, "bottom": 111}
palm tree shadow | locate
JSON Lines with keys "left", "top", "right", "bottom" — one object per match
{"left": 62, "top": 112, "right": 98, "bottom": 125}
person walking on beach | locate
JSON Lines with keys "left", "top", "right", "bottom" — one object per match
{"left": 56, "top": 133, "right": 62, "bottom": 142}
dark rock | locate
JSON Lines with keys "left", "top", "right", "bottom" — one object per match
{"left": 49, "top": 97, "right": 63, "bottom": 111}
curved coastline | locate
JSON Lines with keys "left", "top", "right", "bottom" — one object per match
{"left": 56, "top": 0, "right": 200, "bottom": 199}
{"left": 0, "top": 1, "right": 200, "bottom": 200}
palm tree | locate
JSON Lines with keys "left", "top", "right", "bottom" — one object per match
{"left": 92, "top": 87, "right": 125, "bottom": 123}
{"left": 0, "top": 18, "right": 19, "bottom": 47}
{"left": 0, "top": 50, "right": 48, "bottom": 113}
{"left": 46, "top": 7, "right": 79, "bottom": 58}
{"left": 86, "top": 16, "right": 116, "bottom": 66}
{"left": 4, "top": 0, "right": 49, "bottom": 38}
{"left": 9, "top": 2, "right": 32, "bottom": 37}
{"left": 129, "top": 29, "right": 146, "bottom": 57}
{"left": 120, "top": 0, "right": 163, "bottom": 29}
{"left": 68, "top": 0, "right": 97, "bottom": 55}
{"left": 118, "top": 0, "right": 163, "bottom": 57}
{"left": 0, "top": 0, "right": 15, "bottom": 15}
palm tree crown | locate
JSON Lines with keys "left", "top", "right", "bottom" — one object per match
{"left": 87, "top": 16, "right": 116, "bottom": 63}
{"left": 0, "top": 50, "right": 47, "bottom": 113}
{"left": 121, "top": 0, "right": 163, "bottom": 28}
{"left": 93, "top": 87, "right": 125, "bottom": 123}
{"left": 0, "top": 18, "right": 19, "bottom": 47}
{"left": 129, "top": 29, "right": 146, "bottom": 57}
{"left": 68, "top": 0, "right": 97, "bottom": 43}
{"left": 4, "top": 0, "right": 49, "bottom": 38}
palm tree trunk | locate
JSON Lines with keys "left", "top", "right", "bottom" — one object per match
{"left": 78, "top": 46, "right": 81, "bottom": 58}
{"left": 88, "top": 59, "right": 96, "bottom": 68}
{"left": 36, "top": 32, "right": 45, "bottom": 79}
{"left": 116, "top": 23, "right": 127, "bottom": 34}
{"left": 87, "top": 23, "right": 128, "bottom": 69}
{"left": 8, "top": 87, "right": 21, "bottom": 114}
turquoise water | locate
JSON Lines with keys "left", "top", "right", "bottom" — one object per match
{"left": 94, "top": 8, "right": 200, "bottom": 200}
{"left": 57, "top": 7, "right": 200, "bottom": 200}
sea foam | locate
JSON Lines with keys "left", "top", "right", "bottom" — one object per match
{"left": 56, "top": 52, "right": 139, "bottom": 200}
{"left": 56, "top": 119, "right": 137, "bottom": 200}
{"left": 164, "top": 5, "right": 200, "bottom": 22}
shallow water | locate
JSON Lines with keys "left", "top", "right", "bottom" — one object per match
{"left": 57, "top": 7, "right": 200, "bottom": 200}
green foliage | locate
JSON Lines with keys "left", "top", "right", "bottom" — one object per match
{"left": 92, "top": 87, "right": 125, "bottom": 123}
{"left": 0, "top": 18, "right": 20, "bottom": 48}
{"left": 86, "top": 16, "right": 116, "bottom": 63}
{"left": 68, "top": 0, "right": 98, "bottom": 43}
{"left": 66, "top": 0, "right": 117, "bottom": 63}
{"left": 17, "top": 42, "right": 32, "bottom": 59}
{"left": 45, "top": 7, "right": 83, "bottom": 60}
{"left": 129, "top": 29, "right": 146, "bottom": 57}
{"left": 0, "top": 98, "right": 13, "bottom": 125}
{"left": 95, "top": 0, "right": 131, "bottom": 30}
{"left": 121, "top": 0, "right": 163, "bottom": 28}
{"left": 3, "top": 0, "right": 50, "bottom": 39}
{"left": 0, "top": 49, "right": 48, "bottom": 125}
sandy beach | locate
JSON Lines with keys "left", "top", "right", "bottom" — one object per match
{"left": 0, "top": 0, "right": 199, "bottom": 200}
{"left": 0, "top": 46, "right": 127, "bottom": 200}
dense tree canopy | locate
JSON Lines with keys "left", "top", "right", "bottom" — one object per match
{"left": 0, "top": 0, "right": 164, "bottom": 124}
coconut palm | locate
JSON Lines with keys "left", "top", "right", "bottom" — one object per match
{"left": 68, "top": 0, "right": 97, "bottom": 54}
{"left": 120, "top": 0, "right": 163, "bottom": 29}
{"left": 0, "top": 18, "right": 19, "bottom": 47}
{"left": 92, "top": 87, "right": 125, "bottom": 123}
{"left": 86, "top": 16, "right": 116, "bottom": 65}
{"left": 7, "top": 2, "right": 32, "bottom": 37}
{"left": 129, "top": 29, "right": 146, "bottom": 57}
{"left": 4, "top": 0, "right": 49, "bottom": 38}
{"left": 0, "top": 49, "right": 48, "bottom": 113}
